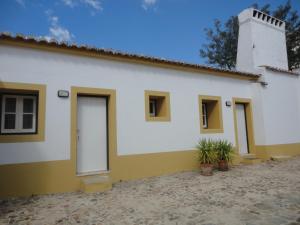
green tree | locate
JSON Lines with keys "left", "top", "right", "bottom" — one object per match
{"left": 200, "top": 1, "right": 300, "bottom": 70}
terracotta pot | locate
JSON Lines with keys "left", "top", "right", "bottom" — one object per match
{"left": 218, "top": 160, "right": 229, "bottom": 171}
{"left": 200, "top": 163, "right": 214, "bottom": 176}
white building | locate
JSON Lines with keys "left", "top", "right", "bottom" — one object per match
{"left": 0, "top": 8, "right": 299, "bottom": 197}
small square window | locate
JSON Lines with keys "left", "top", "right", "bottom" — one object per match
{"left": 1, "top": 94, "right": 37, "bottom": 134}
{"left": 199, "top": 95, "right": 223, "bottom": 133}
{"left": 145, "top": 90, "right": 171, "bottom": 122}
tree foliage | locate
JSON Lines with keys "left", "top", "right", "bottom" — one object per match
{"left": 200, "top": 1, "right": 300, "bottom": 70}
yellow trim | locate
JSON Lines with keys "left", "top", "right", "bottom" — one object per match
{"left": 0, "top": 39, "right": 258, "bottom": 81}
{"left": 145, "top": 90, "right": 171, "bottom": 122}
{"left": 199, "top": 95, "right": 223, "bottom": 133}
{"left": 232, "top": 97, "right": 256, "bottom": 155}
{"left": 0, "top": 82, "right": 46, "bottom": 143}
{"left": 0, "top": 149, "right": 198, "bottom": 197}
{"left": 255, "top": 143, "right": 300, "bottom": 160}
{"left": 71, "top": 87, "right": 117, "bottom": 175}
{"left": 1, "top": 142, "right": 300, "bottom": 197}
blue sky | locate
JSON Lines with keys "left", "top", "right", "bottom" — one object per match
{"left": 0, "top": 0, "right": 299, "bottom": 65}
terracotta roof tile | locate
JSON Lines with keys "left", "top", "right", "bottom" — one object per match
{"left": 260, "top": 65, "right": 299, "bottom": 75}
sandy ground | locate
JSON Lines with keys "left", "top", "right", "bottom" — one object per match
{"left": 1, "top": 157, "right": 300, "bottom": 225}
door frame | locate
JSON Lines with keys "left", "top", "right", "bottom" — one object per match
{"left": 232, "top": 98, "right": 255, "bottom": 155}
{"left": 71, "top": 87, "right": 117, "bottom": 176}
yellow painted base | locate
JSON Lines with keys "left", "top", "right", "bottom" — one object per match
{"left": 0, "top": 150, "right": 198, "bottom": 198}
{"left": 0, "top": 143, "right": 299, "bottom": 198}
{"left": 255, "top": 143, "right": 300, "bottom": 160}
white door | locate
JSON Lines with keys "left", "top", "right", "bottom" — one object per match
{"left": 236, "top": 104, "right": 249, "bottom": 155}
{"left": 77, "top": 96, "right": 107, "bottom": 174}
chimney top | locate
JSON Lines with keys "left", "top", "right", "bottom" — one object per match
{"left": 236, "top": 8, "right": 289, "bottom": 72}
{"left": 239, "top": 8, "right": 285, "bottom": 31}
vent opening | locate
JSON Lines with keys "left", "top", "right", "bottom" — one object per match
{"left": 251, "top": 9, "right": 284, "bottom": 28}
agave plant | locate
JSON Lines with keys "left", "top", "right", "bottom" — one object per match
{"left": 196, "top": 139, "right": 216, "bottom": 164}
{"left": 215, "top": 140, "right": 234, "bottom": 162}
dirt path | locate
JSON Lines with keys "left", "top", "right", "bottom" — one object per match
{"left": 1, "top": 157, "right": 300, "bottom": 225}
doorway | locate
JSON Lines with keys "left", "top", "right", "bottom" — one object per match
{"left": 236, "top": 104, "right": 249, "bottom": 154}
{"left": 233, "top": 98, "right": 255, "bottom": 155}
{"left": 76, "top": 96, "right": 108, "bottom": 175}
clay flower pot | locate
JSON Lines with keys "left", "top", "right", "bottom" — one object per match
{"left": 201, "top": 163, "right": 214, "bottom": 176}
{"left": 218, "top": 160, "right": 229, "bottom": 171}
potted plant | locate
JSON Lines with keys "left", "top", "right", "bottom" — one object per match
{"left": 215, "top": 140, "right": 234, "bottom": 171}
{"left": 196, "top": 139, "right": 216, "bottom": 176}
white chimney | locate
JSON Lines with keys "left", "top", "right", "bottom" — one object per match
{"left": 236, "top": 8, "right": 288, "bottom": 73}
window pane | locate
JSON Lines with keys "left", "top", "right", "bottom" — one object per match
{"left": 23, "top": 114, "right": 33, "bottom": 129}
{"left": 4, "top": 114, "right": 16, "bottom": 129}
{"left": 149, "top": 100, "right": 156, "bottom": 116}
{"left": 23, "top": 98, "right": 34, "bottom": 113}
{"left": 5, "top": 98, "right": 16, "bottom": 113}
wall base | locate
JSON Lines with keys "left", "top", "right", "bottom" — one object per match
{"left": 255, "top": 143, "right": 300, "bottom": 160}
{"left": 0, "top": 143, "right": 299, "bottom": 198}
{"left": 0, "top": 150, "right": 198, "bottom": 198}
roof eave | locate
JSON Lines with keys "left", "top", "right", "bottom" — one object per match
{"left": 0, "top": 33, "right": 260, "bottom": 81}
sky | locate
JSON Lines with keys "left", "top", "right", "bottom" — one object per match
{"left": 0, "top": 0, "right": 299, "bottom": 65}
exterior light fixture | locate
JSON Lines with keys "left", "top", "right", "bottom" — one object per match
{"left": 225, "top": 101, "right": 232, "bottom": 107}
{"left": 57, "top": 90, "right": 69, "bottom": 98}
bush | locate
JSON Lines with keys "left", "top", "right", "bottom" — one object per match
{"left": 215, "top": 140, "right": 234, "bottom": 163}
{"left": 196, "top": 139, "right": 217, "bottom": 164}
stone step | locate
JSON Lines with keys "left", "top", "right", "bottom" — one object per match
{"left": 271, "top": 155, "right": 291, "bottom": 161}
{"left": 241, "top": 153, "right": 257, "bottom": 159}
{"left": 242, "top": 158, "right": 262, "bottom": 165}
{"left": 80, "top": 175, "right": 112, "bottom": 193}
{"left": 241, "top": 154, "right": 262, "bottom": 165}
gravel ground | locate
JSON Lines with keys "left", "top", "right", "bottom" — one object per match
{"left": 1, "top": 157, "right": 300, "bottom": 225}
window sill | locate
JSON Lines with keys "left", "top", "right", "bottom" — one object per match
{"left": 146, "top": 116, "right": 171, "bottom": 122}
{"left": 0, "top": 133, "right": 45, "bottom": 143}
{"left": 200, "top": 128, "right": 224, "bottom": 134}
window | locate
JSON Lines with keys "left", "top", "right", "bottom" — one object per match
{"left": 145, "top": 90, "right": 171, "bottom": 122}
{"left": 199, "top": 95, "right": 223, "bottom": 133}
{"left": 1, "top": 95, "right": 37, "bottom": 134}
{"left": 0, "top": 82, "right": 46, "bottom": 143}
{"left": 202, "top": 103, "right": 208, "bottom": 128}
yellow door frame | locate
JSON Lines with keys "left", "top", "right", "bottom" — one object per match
{"left": 70, "top": 86, "right": 117, "bottom": 176}
{"left": 232, "top": 97, "right": 256, "bottom": 155}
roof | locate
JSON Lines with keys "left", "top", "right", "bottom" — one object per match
{"left": 260, "top": 65, "right": 300, "bottom": 76}
{"left": 0, "top": 32, "right": 260, "bottom": 80}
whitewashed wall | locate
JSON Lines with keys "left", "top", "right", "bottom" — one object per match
{"left": 236, "top": 8, "right": 288, "bottom": 73}
{"left": 0, "top": 45, "right": 252, "bottom": 165}
{"left": 252, "top": 68, "right": 300, "bottom": 145}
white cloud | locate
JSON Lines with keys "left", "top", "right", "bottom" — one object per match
{"left": 142, "top": 0, "right": 157, "bottom": 10}
{"left": 61, "top": 0, "right": 76, "bottom": 7}
{"left": 61, "top": 0, "right": 102, "bottom": 11}
{"left": 45, "top": 12, "right": 75, "bottom": 42}
{"left": 15, "top": 0, "right": 25, "bottom": 7}
{"left": 49, "top": 26, "right": 73, "bottom": 42}
{"left": 82, "top": 0, "right": 102, "bottom": 11}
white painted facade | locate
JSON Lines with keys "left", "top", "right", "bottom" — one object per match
{"left": 0, "top": 8, "right": 299, "bottom": 167}
{"left": 0, "top": 45, "right": 253, "bottom": 165}
{"left": 252, "top": 68, "right": 300, "bottom": 145}
{"left": 237, "top": 8, "right": 300, "bottom": 146}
